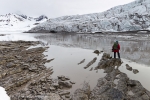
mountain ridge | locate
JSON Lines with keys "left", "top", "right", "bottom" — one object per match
{"left": 0, "top": 13, "right": 48, "bottom": 32}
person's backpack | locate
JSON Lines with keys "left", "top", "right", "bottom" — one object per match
{"left": 113, "top": 43, "right": 118, "bottom": 50}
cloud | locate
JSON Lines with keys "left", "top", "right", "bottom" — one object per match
{"left": 0, "top": 0, "right": 135, "bottom": 18}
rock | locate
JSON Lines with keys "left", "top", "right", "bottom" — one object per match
{"left": 127, "top": 80, "right": 137, "bottom": 87}
{"left": 44, "top": 93, "right": 61, "bottom": 100}
{"left": 133, "top": 69, "right": 139, "bottom": 74}
{"left": 6, "top": 62, "right": 16, "bottom": 68}
{"left": 58, "top": 81, "right": 72, "bottom": 88}
{"left": 78, "top": 59, "right": 85, "bottom": 65}
{"left": 70, "top": 81, "right": 75, "bottom": 84}
{"left": 141, "top": 94, "right": 149, "bottom": 99}
{"left": 57, "top": 75, "right": 70, "bottom": 81}
{"left": 50, "top": 86, "right": 56, "bottom": 91}
{"left": 97, "top": 78, "right": 106, "bottom": 87}
{"left": 101, "top": 53, "right": 111, "bottom": 60}
{"left": 65, "top": 95, "right": 70, "bottom": 98}
{"left": 46, "top": 58, "right": 54, "bottom": 63}
{"left": 65, "top": 76, "right": 70, "bottom": 80}
{"left": 104, "top": 88, "right": 125, "bottom": 99}
{"left": 59, "top": 91, "right": 70, "bottom": 96}
{"left": 93, "top": 50, "right": 100, "bottom": 55}
{"left": 84, "top": 57, "right": 97, "bottom": 69}
{"left": 82, "top": 82, "right": 91, "bottom": 96}
{"left": 95, "top": 58, "right": 122, "bottom": 70}
{"left": 126, "top": 64, "right": 132, "bottom": 71}
{"left": 73, "top": 89, "right": 88, "bottom": 100}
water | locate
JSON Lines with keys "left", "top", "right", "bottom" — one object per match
{"left": 0, "top": 32, "right": 150, "bottom": 92}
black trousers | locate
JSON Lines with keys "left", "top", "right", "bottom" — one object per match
{"left": 114, "top": 52, "right": 120, "bottom": 58}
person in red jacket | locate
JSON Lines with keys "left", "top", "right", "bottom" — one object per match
{"left": 112, "top": 41, "right": 120, "bottom": 58}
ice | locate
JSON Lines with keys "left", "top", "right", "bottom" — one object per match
{"left": 28, "top": 0, "right": 150, "bottom": 33}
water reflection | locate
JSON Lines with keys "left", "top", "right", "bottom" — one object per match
{"left": 35, "top": 33, "right": 150, "bottom": 65}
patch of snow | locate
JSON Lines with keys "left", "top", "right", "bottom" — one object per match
{"left": 0, "top": 13, "right": 48, "bottom": 32}
{"left": 0, "top": 87, "right": 10, "bottom": 100}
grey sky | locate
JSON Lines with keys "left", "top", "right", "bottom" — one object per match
{"left": 0, "top": 0, "right": 135, "bottom": 18}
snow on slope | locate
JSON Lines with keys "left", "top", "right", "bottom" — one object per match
{"left": 28, "top": 0, "right": 150, "bottom": 33}
{"left": 0, "top": 13, "right": 48, "bottom": 33}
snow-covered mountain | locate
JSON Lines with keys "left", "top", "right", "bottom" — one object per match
{"left": 28, "top": 0, "right": 150, "bottom": 33}
{"left": 0, "top": 13, "right": 48, "bottom": 32}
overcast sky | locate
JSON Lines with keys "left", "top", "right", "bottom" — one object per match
{"left": 0, "top": 0, "right": 135, "bottom": 18}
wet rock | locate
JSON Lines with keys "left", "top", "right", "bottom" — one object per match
{"left": 59, "top": 90, "right": 70, "bottom": 96}
{"left": 65, "top": 94, "right": 70, "bottom": 98}
{"left": 73, "top": 89, "right": 88, "bottom": 100}
{"left": 93, "top": 50, "right": 100, "bottom": 55}
{"left": 89, "top": 67, "right": 93, "bottom": 71}
{"left": 127, "top": 80, "right": 137, "bottom": 87}
{"left": 133, "top": 69, "right": 139, "bottom": 74}
{"left": 58, "top": 75, "right": 70, "bottom": 81}
{"left": 84, "top": 57, "right": 97, "bottom": 69}
{"left": 70, "top": 81, "right": 75, "bottom": 84}
{"left": 104, "top": 88, "right": 125, "bottom": 100}
{"left": 126, "top": 64, "right": 132, "bottom": 71}
{"left": 78, "top": 59, "right": 85, "bottom": 65}
{"left": 82, "top": 82, "right": 91, "bottom": 96}
{"left": 46, "top": 58, "right": 54, "bottom": 63}
{"left": 95, "top": 58, "right": 122, "bottom": 70}
{"left": 97, "top": 78, "right": 107, "bottom": 87}
{"left": 58, "top": 81, "right": 72, "bottom": 88}
{"left": 50, "top": 86, "right": 56, "bottom": 91}
{"left": 101, "top": 53, "right": 111, "bottom": 61}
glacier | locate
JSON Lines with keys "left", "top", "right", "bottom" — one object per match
{"left": 28, "top": 0, "right": 150, "bottom": 33}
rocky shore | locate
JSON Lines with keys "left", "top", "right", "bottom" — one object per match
{"left": 0, "top": 41, "right": 149, "bottom": 100}
{"left": 0, "top": 41, "right": 74, "bottom": 100}
{"left": 74, "top": 52, "right": 150, "bottom": 100}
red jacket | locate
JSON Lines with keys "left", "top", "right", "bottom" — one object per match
{"left": 112, "top": 44, "right": 120, "bottom": 52}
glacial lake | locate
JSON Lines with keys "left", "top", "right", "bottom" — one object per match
{"left": 0, "top": 32, "right": 150, "bottom": 92}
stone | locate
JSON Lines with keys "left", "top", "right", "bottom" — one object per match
{"left": 126, "top": 64, "right": 132, "bottom": 71}
{"left": 65, "top": 76, "right": 70, "bottom": 80}
{"left": 133, "top": 69, "right": 139, "bottom": 74}
{"left": 50, "top": 86, "right": 56, "bottom": 91}
{"left": 58, "top": 81, "right": 72, "bottom": 88}
{"left": 73, "top": 89, "right": 88, "bottom": 100}
{"left": 59, "top": 91, "right": 70, "bottom": 96}
{"left": 104, "top": 88, "right": 125, "bottom": 99}
{"left": 84, "top": 57, "right": 97, "bottom": 69}
{"left": 93, "top": 50, "right": 100, "bottom": 55}
{"left": 127, "top": 80, "right": 137, "bottom": 87}
{"left": 58, "top": 75, "right": 65, "bottom": 80}
{"left": 97, "top": 78, "right": 106, "bottom": 87}
{"left": 70, "top": 81, "right": 75, "bottom": 84}
{"left": 78, "top": 59, "right": 85, "bottom": 65}
{"left": 65, "top": 95, "right": 70, "bottom": 98}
